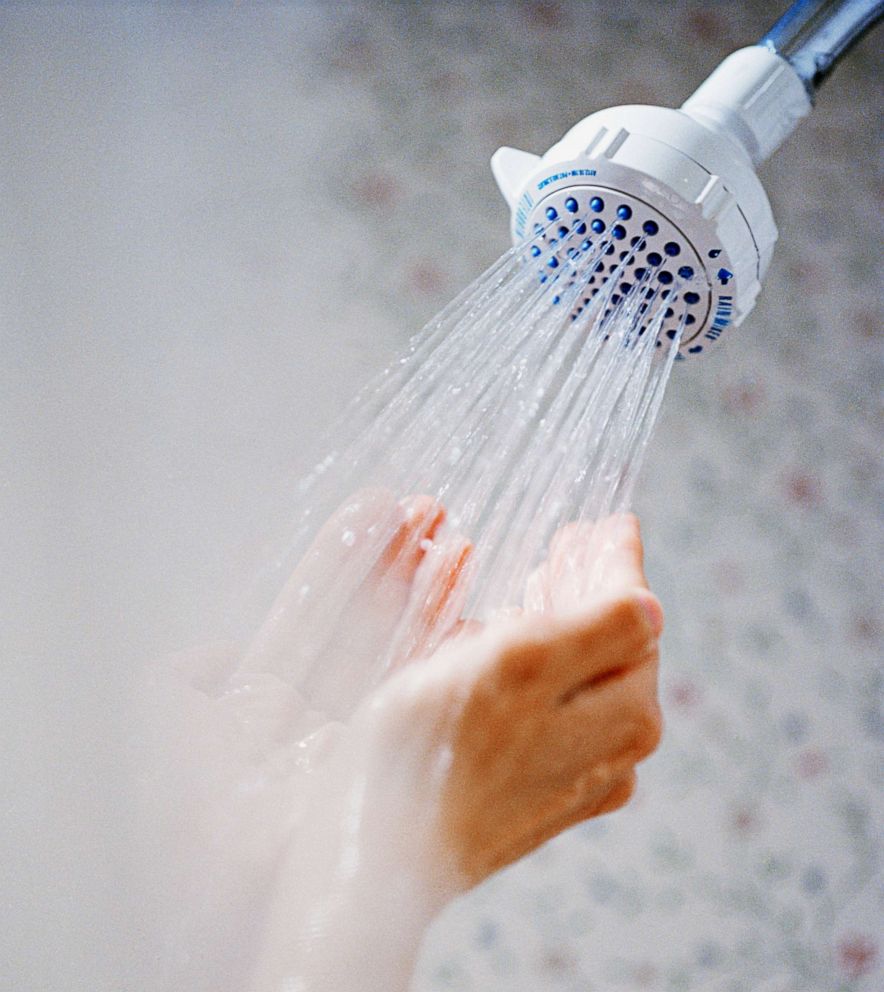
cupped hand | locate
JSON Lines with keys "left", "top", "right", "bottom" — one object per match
{"left": 239, "top": 487, "right": 473, "bottom": 721}
{"left": 353, "top": 512, "right": 664, "bottom": 887}
{"left": 139, "top": 494, "right": 664, "bottom": 992}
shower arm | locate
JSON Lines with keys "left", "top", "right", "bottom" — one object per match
{"left": 760, "top": 0, "right": 884, "bottom": 97}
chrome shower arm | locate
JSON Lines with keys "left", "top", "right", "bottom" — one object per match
{"left": 761, "top": 0, "right": 884, "bottom": 96}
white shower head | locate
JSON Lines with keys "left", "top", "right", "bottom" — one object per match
{"left": 492, "top": 46, "right": 810, "bottom": 356}
{"left": 492, "top": 0, "right": 882, "bottom": 355}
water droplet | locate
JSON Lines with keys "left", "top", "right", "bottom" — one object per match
{"left": 341, "top": 530, "right": 356, "bottom": 547}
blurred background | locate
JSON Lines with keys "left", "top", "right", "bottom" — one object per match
{"left": 2, "top": 2, "right": 881, "bottom": 989}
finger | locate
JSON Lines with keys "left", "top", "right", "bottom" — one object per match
{"left": 464, "top": 768, "right": 639, "bottom": 884}
{"left": 562, "top": 658, "right": 662, "bottom": 766}
{"left": 592, "top": 769, "right": 638, "bottom": 816}
{"left": 419, "top": 538, "right": 473, "bottom": 632}
{"left": 492, "top": 593, "right": 661, "bottom": 703}
{"left": 390, "top": 534, "right": 474, "bottom": 667}
{"left": 523, "top": 564, "right": 550, "bottom": 615}
{"left": 536, "top": 772, "right": 639, "bottom": 855}
{"left": 302, "top": 489, "right": 444, "bottom": 583}
{"left": 240, "top": 490, "right": 444, "bottom": 678}
{"left": 375, "top": 494, "right": 446, "bottom": 580}
{"left": 523, "top": 523, "right": 604, "bottom": 616}
{"left": 542, "top": 514, "right": 648, "bottom": 611}
{"left": 302, "top": 487, "right": 402, "bottom": 572}
{"left": 585, "top": 513, "right": 648, "bottom": 593}
{"left": 516, "top": 657, "right": 659, "bottom": 799}
{"left": 537, "top": 769, "right": 639, "bottom": 844}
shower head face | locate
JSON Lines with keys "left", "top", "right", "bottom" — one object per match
{"left": 525, "top": 186, "right": 713, "bottom": 353}
{"left": 494, "top": 101, "right": 779, "bottom": 356}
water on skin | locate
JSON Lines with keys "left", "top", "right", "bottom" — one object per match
{"left": 136, "top": 216, "right": 685, "bottom": 991}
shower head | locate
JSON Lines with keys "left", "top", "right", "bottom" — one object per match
{"left": 492, "top": 1, "right": 883, "bottom": 355}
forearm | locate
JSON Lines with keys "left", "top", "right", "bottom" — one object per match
{"left": 247, "top": 751, "right": 456, "bottom": 992}
{"left": 252, "top": 863, "right": 437, "bottom": 992}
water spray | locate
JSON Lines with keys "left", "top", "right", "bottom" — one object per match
{"left": 492, "top": 0, "right": 883, "bottom": 355}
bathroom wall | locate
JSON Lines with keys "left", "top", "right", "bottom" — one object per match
{"left": 2, "top": 2, "right": 881, "bottom": 990}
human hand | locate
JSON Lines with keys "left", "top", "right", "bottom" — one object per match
{"left": 134, "top": 489, "right": 473, "bottom": 990}
{"left": 239, "top": 487, "right": 473, "bottom": 721}
{"left": 247, "top": 510, "right": 662, "bottom": 990}
{"left": 138, "top": 497, "right": 663, "bottom": 992}
{"left": 351, "top": 513, "right": 664, "bottom": 887}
